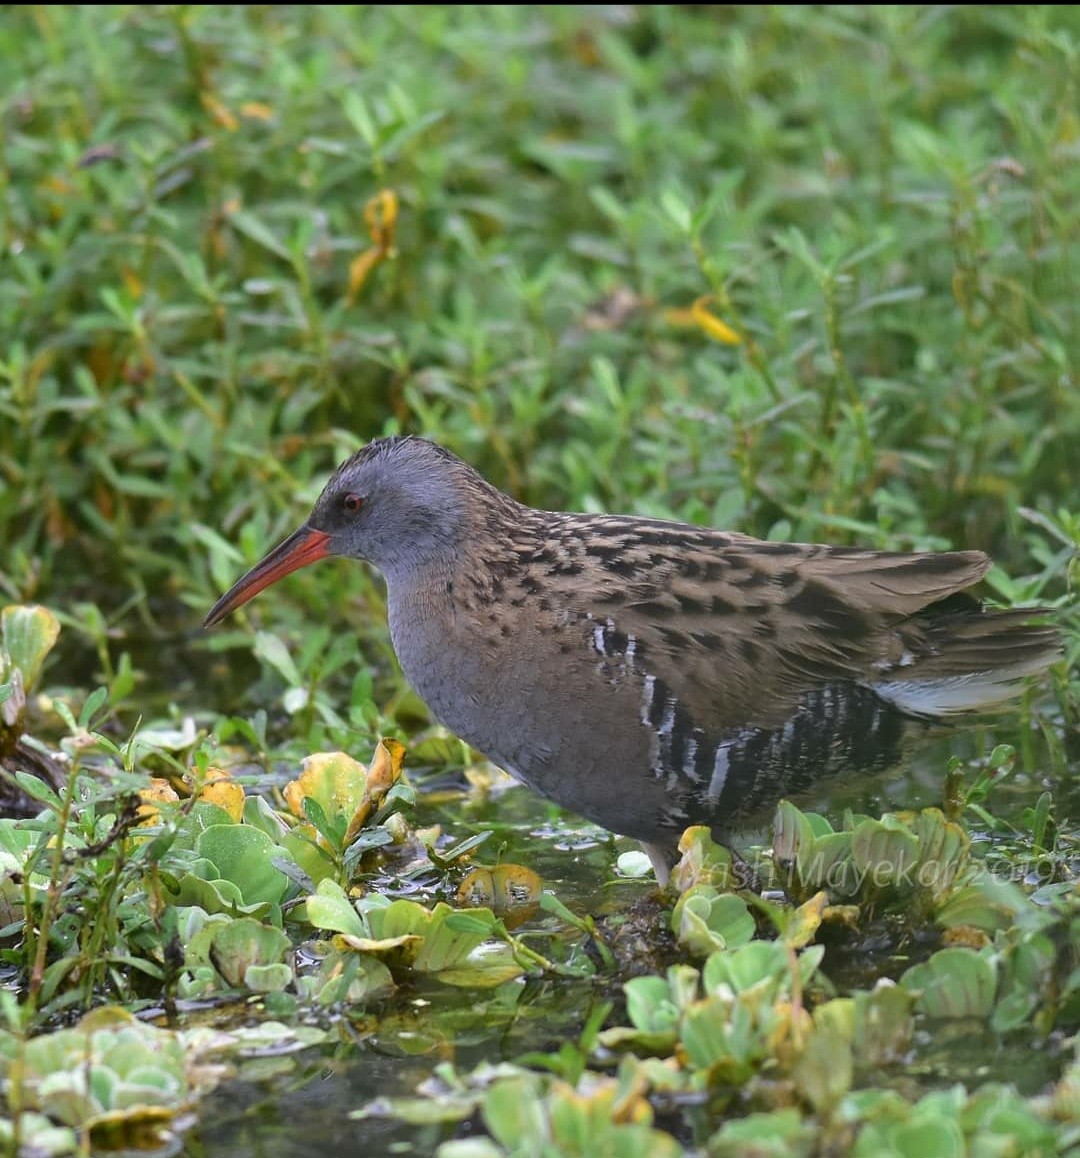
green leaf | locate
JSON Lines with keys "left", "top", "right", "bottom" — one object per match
{"left": 1, "top": 605, "right": 61, "bottom": 691}
{"left": 624, "top": 975, "right": 680, "bottom": 1035}
{"left": 78, "top": 687, "right": 108, "bottom": 729}
{"left": 226, "top": 210, "right": 292, "bottom": 262}
{"left": 672, "top": 887, "right": 756, "bottom": 956}
{"left": 481, "top": 1076, "right": 547, "bottom": 1151}
{"left": 195, "top": 825, "right": 290, "bottom": 908}
{"left": 13, "top": 772, "right": 62, "bottom": 809}
{"left": 303, "top": 879, "right": 366, "bottom": 938}
{"left": 253, "top": 632, "right": 301, "bottom": 686}
{"left": 792, "top": 1026, "right": 852, "bottom": 1114}
{"left": 901, "top": 948, "right": 998, "bottom": 1019}
{"left": 851, "top": 817, "right": 920, "bottom": 888}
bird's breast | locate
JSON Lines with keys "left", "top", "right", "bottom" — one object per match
{"left": 384, "top": 580, "right": 916, "bottom": 847}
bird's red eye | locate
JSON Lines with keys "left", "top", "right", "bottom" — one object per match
{"left": 342, "top": 493, "right": 364, "bottom": 513}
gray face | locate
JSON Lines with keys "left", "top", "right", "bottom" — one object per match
{"left": 202, "top": 437, "right": 484, "bottom": 628}
{"left": 307, "top": 437, "right": 473, "bottom": 578}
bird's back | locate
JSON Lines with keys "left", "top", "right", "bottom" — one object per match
{"left": 387, "top": 502, "right": 1059, "bottom": 857}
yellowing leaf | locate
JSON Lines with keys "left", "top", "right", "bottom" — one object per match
{"left": 669, "top": 826, "right": 736, "bottom": 893}
{"left": 363, "top": 188, "right": 398, "bottom": 253}
{"left": 42, "top": 174, "right": 71, "bottom": 197}
{"left": 240, "top": 101, "right": 274, "bottom": 122}
{"left": 342, "top": 738, "right": 405, "bottom": 843}
{"left": 2, "top": 603, "right": 61, "bottom": 691}
{"left": 367, "top": 737, "right": 405, "bottom": 795}
{"left": 283, "top": 741, "right": 406, "bottom": 855}
{"left": 785, "top": 890, "right": 828, "bottom": 949}
{"left": 690, "top": 296, "right": 742, "bottom": 345}
{"left": 337, "top": 932, "right": 422, "bottom": 955}
{"left": 660, "top": 307, "right": 697, "bottom": 327}
{"left": 457, "top": 864, "right": 542, "bottom": 919}
{"left": 200, "top": 91, "right": 238, "bottom": 131}
{"left": 347, "top": 190, "right": 399, "bottom": 304}
{"left": 283, "top": 751, "right": 368, "bottom": 824}
{"left": 88, "top": 1105, "right": 178, "bottom": 1151}
{"left": 347, "top": 248, "right": 382, "bottom": 302}
{"left": 138, "top": 779, "right": 180, "bottom": 825}
{"left": 199, "top": 770, "right": 245, "bottom": 821}
{"left": 121, "top": 267, "right": 144, "bottom": 300}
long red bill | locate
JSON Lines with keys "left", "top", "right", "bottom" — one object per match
{"left": 203, "top": 525, "right": 332, "bottom": 627}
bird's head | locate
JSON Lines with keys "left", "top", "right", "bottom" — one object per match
{"left": 203, "top": 436, "right": 479, "bottom": 627}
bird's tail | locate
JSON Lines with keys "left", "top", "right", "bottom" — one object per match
{"left": 870, "top": 606, "right": 1061, "bottom": 719}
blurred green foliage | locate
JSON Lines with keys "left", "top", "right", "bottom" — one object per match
{"left": 2, "top": 8, "right": 1077, "bottom": 666}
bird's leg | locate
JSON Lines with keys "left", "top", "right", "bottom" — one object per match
{"left": 643, "top": 838, "right": 761, "bottom": 893}
{"left": 642, "top": 841, "right": 674, "bottom": 888}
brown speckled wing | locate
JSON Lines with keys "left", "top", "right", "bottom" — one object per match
{"left": 539, "top": 514, "right": 996, "bottom": 730}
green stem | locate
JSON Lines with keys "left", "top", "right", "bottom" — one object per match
{"left": 26, "top": 755, "right": 82, "bottom": 1017}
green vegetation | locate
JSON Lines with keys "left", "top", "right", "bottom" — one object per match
{"left": 1, "top": 5, "right": 1078, "bottom": 1154}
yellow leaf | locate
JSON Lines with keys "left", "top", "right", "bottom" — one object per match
{"left": 367, "top": 738, "right": 405, "bottom": 795}
{"left": 822, "top": 904, "right": 861, "bottom": 930}
{"left": 347, "top": 247, "right": 382, "bottom": 303}
{"left": 660, "top": 307, "right": 698, "bottom": 327}
{"left": 199, "top": 769, "right": 245, "bottom": 821}
{"left": 456, "top": 864, "right": 541, "bottom": 921}
{"left": 282, "top": 742, "right": 406, "bottom": 853}
{"left": 200, "top": 92, "right": 238, "bottom": 132}
{"left": 785, "top": 890, "right": 828, "bottom": 949}
{"left": 670, "top": 826, "right": 736, "bottom": 893}
{"left": 283, "top": 751, "right": 368, "bottom": 823}
{"left": 137, "top": 779, "right": 179, "bottom": 825}
{"left": 337, "top": 932, "right": 422, "bottom": 955}
{"left": 88, "top": 1105, "right": 177, "bottom": 1152}
{"left": 690, "top": 296, "right": 742, "bottom": 345}
{"left": 941, "top": 924, "right": 991, "bottom": 950}
{"left": 363, "top": 188, "right": 398, "bottom": 253}
{"left": 42, "top": 174, "right": 71, "bottom": 196}
{"left": 240, "top": 101, "right": 274, "bottom": 122}
{"left": 342, "top": 738, "right": 406, "bottom": 844}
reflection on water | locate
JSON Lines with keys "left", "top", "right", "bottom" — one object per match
{"left": 191, "top": 1048, "right": 448, "bottom": 1157}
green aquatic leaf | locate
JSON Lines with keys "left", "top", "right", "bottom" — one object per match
{"left": 708, "top": 1107, "right": 816, "bottom": 1158}
{"left": 195, "top": 824, "right": 291, "bottom": 908}
{"left": 852, "top": 984, "right": 914, "bottom": 1066}
{"left": 303, "top": 879, "right": 367, "bottom": 938}
{"left": 851, "top": 817, "right": 920, "bottom": 889}
{"left": 792, "top": 1025, "right": 852, "bottom": 1115}
{"left": 1, "top": 604, "right": 60, "bottom": 692}
{"left": 901, "top": 947, "right": 997, "bottom": 1019}
{"left": 208, "top": 918, "right": 291, "bottom": 989}
{"left": 166, "top": 872, "right": 271, "bottom": 920}
{"left": 299, "top": 948, "right": 395, "bottom": 1006}
{"left": 672, "top": 886, "right": 756, "bottom": 956}
{"left": 625, "top": 975, "right": 682, "bottom": 1035}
